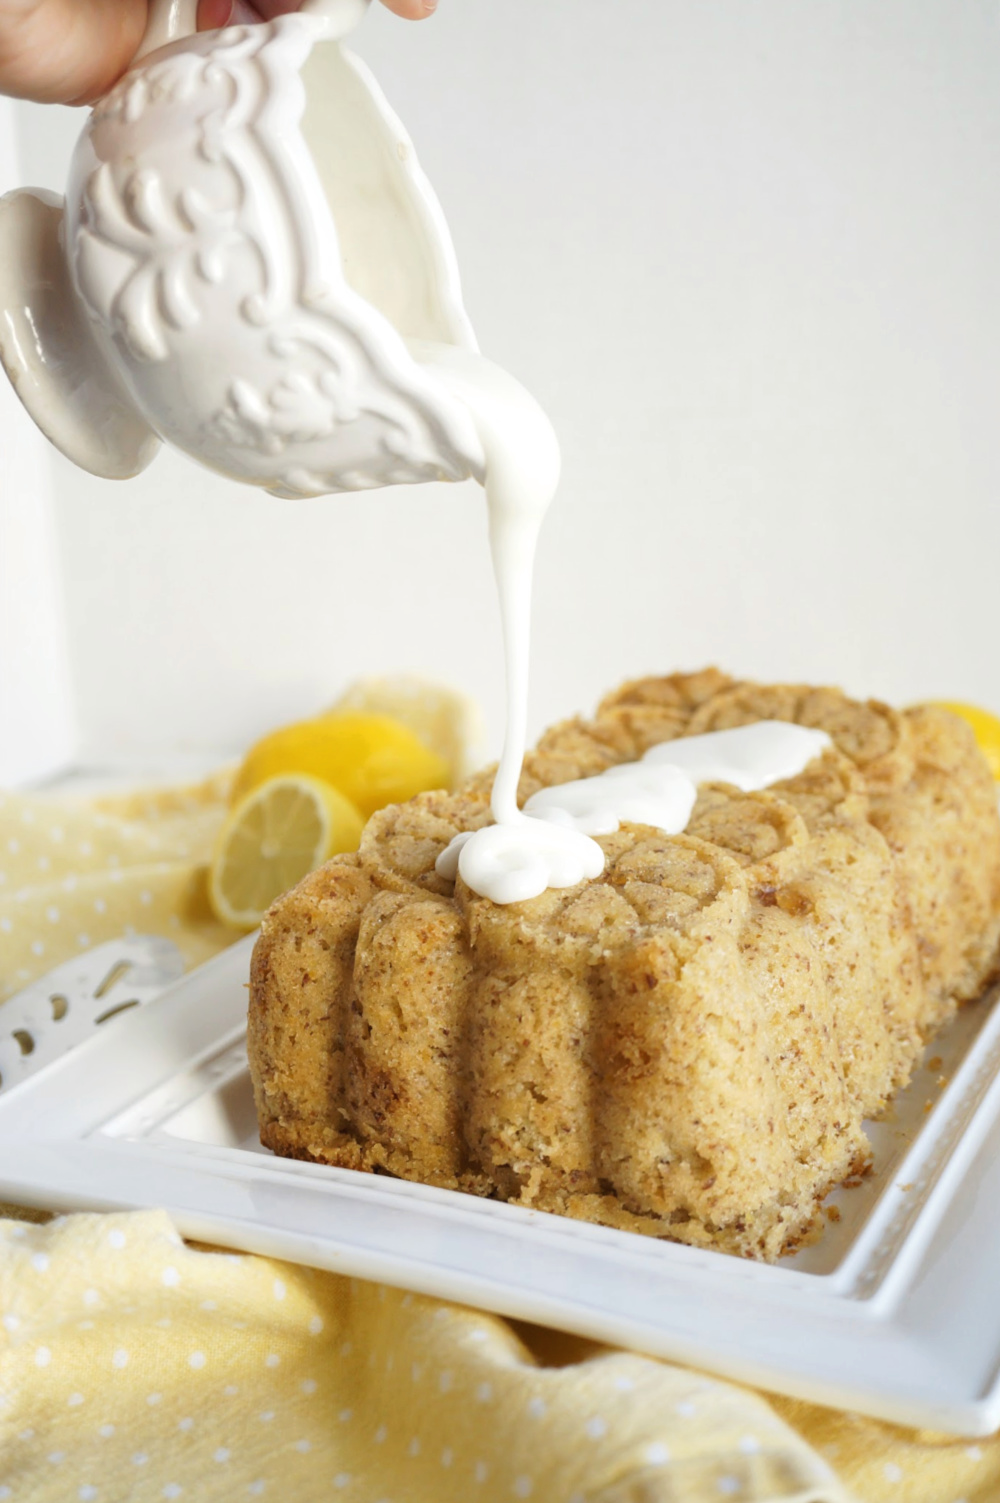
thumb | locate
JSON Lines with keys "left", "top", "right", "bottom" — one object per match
{"left": 0, "top": 0, "right": 149, "bottom": 105}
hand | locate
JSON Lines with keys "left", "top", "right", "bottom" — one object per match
{"left": 0, "top": 0, "right": 436, "bottom": 108}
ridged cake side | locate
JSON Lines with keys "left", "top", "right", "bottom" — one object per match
{"left": 247, "top": 671, "right": 1000, "bottom": 1259}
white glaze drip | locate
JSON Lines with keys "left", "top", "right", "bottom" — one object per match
{"left": 524, "top": 759, "right": 698, "bottom": 837}
{"left": 640, "top": 721, "right": 833, "bottom": 791}
{"left": 524, "top": 722, "right": 832, "bottom": 839}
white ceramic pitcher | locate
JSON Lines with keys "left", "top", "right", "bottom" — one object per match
{"left": 0, "top": 0, "right": 487, "bottom": 496}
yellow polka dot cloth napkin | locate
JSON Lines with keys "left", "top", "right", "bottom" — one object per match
{"left": 0, "top": 780, "right": 234, "bottom": 1002}
{"left": 0, "top": 1212, "right": 843, "bottom": 1503}
{"left": 1, "top": 783, "right": 999, "bottom": 1503}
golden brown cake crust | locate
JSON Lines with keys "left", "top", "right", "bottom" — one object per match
{"left": 248, "top": 672, "right": 1000, "bottom": 1260}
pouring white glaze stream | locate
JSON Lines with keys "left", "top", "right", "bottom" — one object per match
{"left": 416, "top": 343, "right": 606, "bottom": 905}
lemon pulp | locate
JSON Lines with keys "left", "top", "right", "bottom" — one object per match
{"left": 209, "top": 774, "right": 364, "bottom": 929}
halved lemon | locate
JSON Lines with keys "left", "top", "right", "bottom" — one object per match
{"left": 209, "top": 774, "right": 364, "bottom": 929}
{"left": 932, "top": 702, "right": 1000, "bottom": 780}
{"left": 229, "top": 712, "right": 450, "bottom": 819}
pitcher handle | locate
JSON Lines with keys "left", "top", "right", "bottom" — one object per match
{"left": 134, "top": 0, "right": 198, "bottom": 61}
{"left": 301, "top": 0, "right": 371, "bottom": 40}
{"left": 133, "top": 0, "right": 369, "bottom": 63}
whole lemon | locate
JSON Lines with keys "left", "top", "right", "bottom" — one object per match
{"left": 230, "top": 712, "right": 451, "bottom": 818}
{"left": 931, "top": 702, "right": 1000, "bottom": 781}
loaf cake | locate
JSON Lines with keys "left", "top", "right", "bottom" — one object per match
{"left": 247, "top": 670, "right": 1000, "bottom": 1259}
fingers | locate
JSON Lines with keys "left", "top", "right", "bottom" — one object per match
{"left": 201, "top": 0, "right": 434, "bottom": 23}
{"left": 198, "top": 0, "right": 233, "bottom": 26}
{"left": 0, "top": 0, "right": 437, "bottom": 106}
{"left": 243, "top": 0, "right": 439, "bottom": 19}
{"left": 227, "top": 0, "right": 297, "bottom": 17}
{"left": 378, "top": 0, "right": 438, "bottom": 15}
{"left": 0, "top": 0, "right": 148, "bottom": 104}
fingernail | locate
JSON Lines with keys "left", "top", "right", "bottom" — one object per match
{"left": 197, "top": 0, "right": 235, "bottom": 29}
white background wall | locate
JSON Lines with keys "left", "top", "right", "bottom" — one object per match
{"left": 0, "top": 99, "right": 76, "bottom": 785}
{"left": 7, "top": 0, "right": 1000, "bottom": 770}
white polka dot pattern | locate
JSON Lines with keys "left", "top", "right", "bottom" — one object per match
{"left": 0, "top": 779, "right": 234, "bottom": 1003}
{"left": 0, "top": 1192, "right": 937, "bottom": 1502}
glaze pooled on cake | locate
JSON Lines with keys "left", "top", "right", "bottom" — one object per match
{"left": 438, "top": 720, "right": 833, "bottom": 902}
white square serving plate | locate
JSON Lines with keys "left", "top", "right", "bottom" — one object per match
{"left": 2, "top": 933, "right": 1000, "bottom": 1436}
